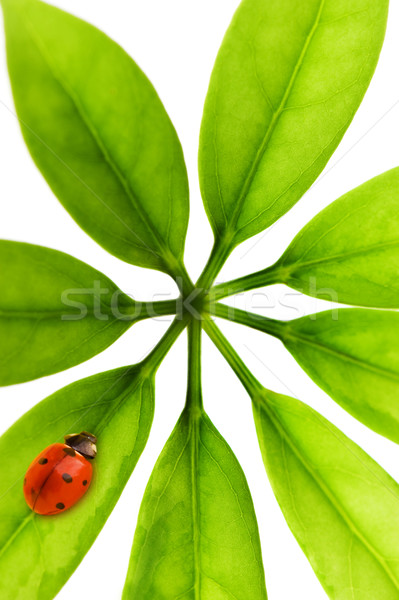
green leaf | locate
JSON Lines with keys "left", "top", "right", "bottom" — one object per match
{"left": 1, "top": 0, "right": 189, "bottom": 276}
{"left": 205, "top": 317, "right": 399, "bottom": 599}
{"left": 0, "top": 364, "right": 154, "bottom": 600}
{"left": 211, "top": 169, "right": 399, "bottom": 307}
{"left": 212, "top": 304, "right": 399, "bottom": 445}
{"left": 273, "top": 168, "right": 399, "bottom": 308}
{"left": 199, "top": 0, "right": 388, "bottom": 248}
{"left": 253, "top": 388, "right": 399, "bottom": 599}
{"left": 0, "top": 240, "right": 138, "bottom": 386}
{"left": 123, "top": 407, "right": 267, "bottom": 599}
{"left": 280, "top": 308, "right": 399, "bottom": 445}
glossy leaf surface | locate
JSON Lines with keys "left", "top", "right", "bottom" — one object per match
{"left": 1, "top": 0, "right": 189, "bottom": 275}
{"left": 253, "top": 388, "right": 399, "bottom": 599}
{"left": 281, "top": 308, "right": 399, "bottom": 444}
{"left": 124, "top": 407, "right": 267, "bottom": 599}
{"left": 199, "top": 0, "right": 388, "bottom": 247}
{"left": 276, "top": 168, "right": 399, "bottom": 307}
{"left": 0, "top": 364, "right": 154, "bottom": 600}
{"left": 0, "top": 241, "right": 135, "bottom": 386}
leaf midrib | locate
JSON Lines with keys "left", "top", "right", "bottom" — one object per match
{"left": 257, "top": 400, "right": 399, "bottom": 590}
{"left": 0, "top": 308, "right": 119, "bottom": 319}
{"left": 0, "top": 512, "right": 34, "bottom": 564}
{"left": 199, "top": 419, "right": 266, "bottom": 598}
{"left": 190, "top": 416, "right": 201, "bottom": 600}
{"left": 228, "top": 0, "right": 326, "bottom": 234}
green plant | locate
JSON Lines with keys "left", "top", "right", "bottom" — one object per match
{"left": 0, "top": 0, "right": 398, "bottom": 598}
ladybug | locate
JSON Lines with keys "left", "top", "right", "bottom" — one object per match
{"left": 23, "top": 431, "right": 97, "bottom": 515}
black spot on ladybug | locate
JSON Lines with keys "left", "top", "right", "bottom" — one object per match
{"left": 31, "top": 488, "right": 35, "bottom": 496}
{"left": 38, "top": 457, "right": 48, "bottom": 465}
{"left": 62, "top": 473, "right": 73, "bottom": 483}
{"left": 63, "top": 447, "right": 75, "bottom": 457}
{"left": 82, "top": 480, "right": 88, "bottom": 486}
{"left": 56, "top": 502, "right": 65, "bottom": 510}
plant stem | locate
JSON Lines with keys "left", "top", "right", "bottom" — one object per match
{"left": 207, "top": 303, "right": 284, "bottom": 340}
{"left": 185, "top": 318, "right": 203, "bottom": 413}
{"left": 164, "top": 249, "right": 195, "bottom": 297}
{"left": 176, "top": 260, "right": 195, "bottom": 297}
{"left": 210, "top": 263, "right": 282, "bottom": 301}
{"left": 130, "top": 299, "right": 178, "bottom": 322}
{"left": 202, "top": 317, "right": 262, "bottom": 397}
{"left": 144, "top": 313, "right": 190, "bottom": 372}
{"left": 195, "top": 235, "right": 233, "bottom": 293}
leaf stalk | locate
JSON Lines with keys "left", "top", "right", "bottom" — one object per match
{"left": 207, "top": 303, "right": 284, "bottom": 340}
{"left": 210, "top": 264, "right": 281, "bottom": 301}
{"left": 203, "top": 317, "right": 262, "bottom": 397}
{"left": 129, "top": 299, "right": 179, "bottom": 322}
{"left": 195, "top": 235, "right": 233, "bottom": 293}
{"left": 186, "top": 318, "right": 203, "bottom": 413}
{"left": 144, "top": 314, "right": 190, "bottom": 372}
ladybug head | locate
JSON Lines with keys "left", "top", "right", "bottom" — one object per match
{"left": 64, "top": 431, "right": 97, "bottom": 459}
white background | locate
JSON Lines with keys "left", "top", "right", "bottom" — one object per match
{"left": 1, "top": 1, "right": 399, "bottom": 599}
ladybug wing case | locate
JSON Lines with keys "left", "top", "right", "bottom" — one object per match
{"left": 24, "top": 443, "right": 92, "bottom": 515}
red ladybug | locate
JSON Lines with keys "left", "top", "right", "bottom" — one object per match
{"left": 23, "top": 431, "right": 97, "bottom": 515}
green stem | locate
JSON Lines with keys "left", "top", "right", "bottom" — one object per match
{"left": 144, "top": 313, "right": 190, "bottom": 372}
{"left": 185, "top": 318, "right": 202, "bottom": 594}
{"left": 202, "top": 317, "right": 262, "bottom": 397}
{"left": 207, "top": 303, "right": 284, "bottom": 340}
{"left": 210, "top": 263, "right": 282, "bottom": 301}
{"left": 195, "top": 234, "right": 233, "bottom": 294}
{"left": 130, "top": 299, "right": 178, "bottom": 322}
{"left": 175, "top": 260, "right": 195, "bottom": 297}
{"left": 185, "top": 318, "right": 203, "bottom": 413}
{"left": 164, "top": 248, "right": 195, "bottom": 297}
